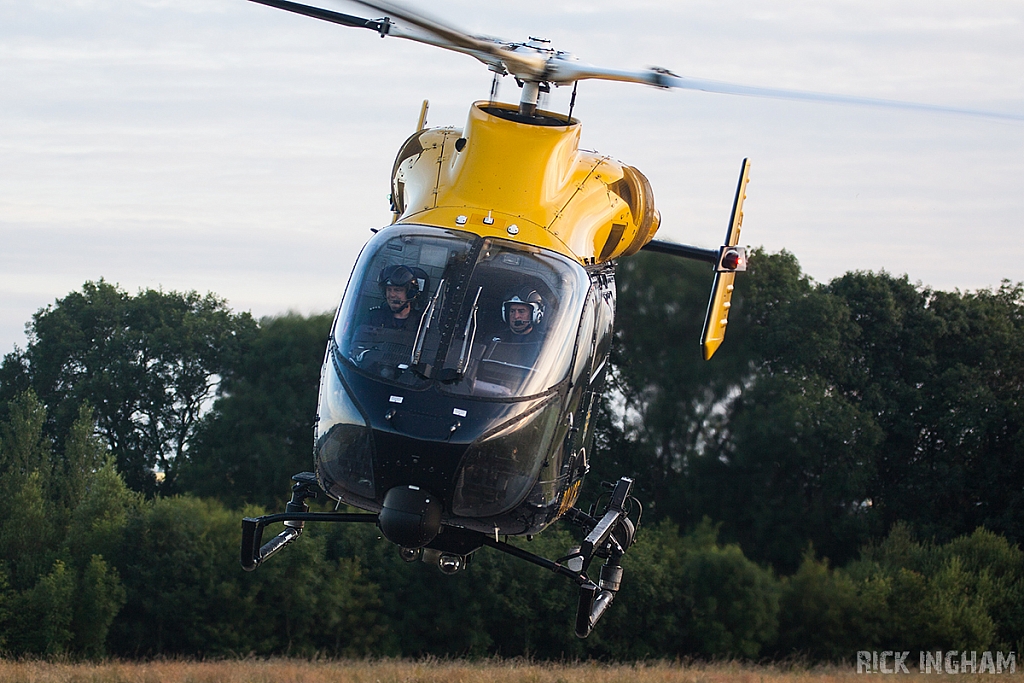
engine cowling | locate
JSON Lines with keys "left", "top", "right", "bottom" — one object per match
{"left": 389, "top": 101, "right": 660, "bottom": 265}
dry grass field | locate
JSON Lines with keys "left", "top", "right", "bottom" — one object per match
{"left": 0, "top": 659, "right": 1020, "bottom": 683}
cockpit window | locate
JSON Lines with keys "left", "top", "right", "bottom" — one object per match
{"left": 335, "top": 227, "right": 472, "bottom": 390}
{"left": 334, "top": 226, "right": 589, "bottom": 399}
{"left": 438, "top": 240, "right": 587, "bottom": 397}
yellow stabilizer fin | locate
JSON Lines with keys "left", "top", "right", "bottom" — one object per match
{"left": 416, "top": 99, "right": 429, "bottom": 131}
{"left": 701, "top": 158, "right": 750, "bottom": 360}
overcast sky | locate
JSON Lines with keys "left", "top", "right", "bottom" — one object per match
{"left": 2, "top": 0, "right": 1022, "bottom": 355}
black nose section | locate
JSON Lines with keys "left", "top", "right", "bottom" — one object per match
{"left": 378, "top": 485, "right": 443, "bottom": 548}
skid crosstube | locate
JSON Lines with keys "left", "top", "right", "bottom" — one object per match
{"left": 240, "top": 472, "right": 378, "bottom": 571}
{"left": 240, "top": 473, "right": 638, "bottom": 637}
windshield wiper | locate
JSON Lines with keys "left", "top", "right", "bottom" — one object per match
{"left": 455, "top": 286, "right": 483, "bottom": 378}
{"left": 438, "top": 285, "right": 482, "bottom": 383}
{"left": 410, "top": 278, "right": 444, "bottom": 366}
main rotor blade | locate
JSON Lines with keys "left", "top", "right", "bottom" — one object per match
{"left": 547, "top": 60, "right": 1024, "bottom": 123}
{"left": 247, "top": 0, "right": 510, "bottom": 72}
{"left": 248, "top": 0, "right": 1022, "bottom": 123}
{"left": 666, "top": 74, "right": 1024, "bottom": 122}
{"left": 344, "top": 0, "right": 547, "bottom": 78}
{"left": 247, "top": 0, "right": 384, "bottom": 31}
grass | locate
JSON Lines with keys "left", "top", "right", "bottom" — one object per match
{"left": 0, "top": 659, "right": 1021, "bottom": 683}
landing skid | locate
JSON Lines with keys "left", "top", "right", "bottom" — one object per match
{"left": 240, "top": 473, "right": 639, "bottom": 638}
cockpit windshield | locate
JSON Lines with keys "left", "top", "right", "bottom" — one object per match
{"left": 334, "top": 226, "right": 589, "bottom": 399}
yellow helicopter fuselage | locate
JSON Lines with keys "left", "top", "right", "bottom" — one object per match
{"left": 391, "top": 101, "right": 661, "bottom": 265}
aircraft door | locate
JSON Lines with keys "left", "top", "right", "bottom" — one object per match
{"left": 560, "top": 287, "right": 598, "bottom": 486}
{"left": 590, "top": 277, "right": 616, "bottom": 390}
{"left": 569, "top": 288, "right": 597, "bottom": 391}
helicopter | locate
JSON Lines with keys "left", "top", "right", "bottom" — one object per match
{"left": 236, "top": 0, "right": 1021, "bottom": 638}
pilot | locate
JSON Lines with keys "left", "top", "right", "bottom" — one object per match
{"left": 366, "top": 264, "right": 424, "bottom": 330}
{"left": 476, "top": 287, "right": 547, "bottom": 388}
{"left": 495, "top": 287, "right": 545, "bottom": 343}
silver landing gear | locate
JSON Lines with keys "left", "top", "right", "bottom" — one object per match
{"left": 241, "top": 473, "right": 639, "bottom": 638}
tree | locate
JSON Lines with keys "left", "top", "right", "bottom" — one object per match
{"left": 600, "top": 252, "right": 752, "bottom": 522}
{"left": 73, "top": 555, "right": 127, "bottom": 658}
{"left": 5, "top": 559, "right": 76, "bottom": 655}
{"left": 0, "top": 280, "right": 257, "bottom": 493}
{"left": 107, "top": 496, "right": 383, "bottom": 657}
{"left": 842, "top": 524, "right": 1024, "bottom": 653}
{"left": 0, "top": 392, "right": 60, "bottom": 590}
{"left": 178, "top": 312, "right": 333, "bottom": 508}
{"left": 775, "top": 549, "right": 889, "bottom": 661}
{"left": 604, "top": 249, "right": 1024, "bottom": 572}
{"left": 701, "top": 373, "right": 882, "bottom": 572}
{"left": 0, "top": 391, "right": 130, "bottom": 657}
{"left": 880, "top": 282, "right": 1024, "bottom": 544}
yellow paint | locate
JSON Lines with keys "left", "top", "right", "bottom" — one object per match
{"left": 702, "top": 159, "right": 751, "bottom": 360}
{"left": 557, "top": 478, "right": 582, "bottom": 517}
{"left": 702, "top": 275, "right": 736, "bottom": 360}
{"left": 392, "top": 102, "right": 660, "bottom": 264}
{"left": 404, "top": 206, "right": 574, "bottom": 255}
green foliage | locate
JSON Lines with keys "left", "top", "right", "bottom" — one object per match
{"left": 608, "top": 250, "right": 1024, "bottom": 574}
{"left": 776, "top": 526, "right": 1024, "bottom": 661}
{"left": 942, "top": 528, "right": 1024, "bottom": 651}
{"left": 590, "top": 521, "right": 690, "bottom": 658}
{"left": 108, "top": 496, "right": 383, "bottom": 657}
{"left": 0, "top": 280, "right": 258, "bottom": 494}
{"left": 0, "top": 389, "right": 51, "bottom": 487}
{"left": 67, "top": 459, "right": 141, "bottom": 569}
{"left": 604, "top": 253, "right": 749, "bottom": 521}
{"left": 776, "top": 550, "right": 889, "bottom": 661}
{"left": 323, "top": 520, "right": 546, "bottom": 657}
{"left": 0, "top": 470, "right": 58, "bottom": 591}
{"left": 701, "top": 372, "right": 882, "bottom": 572}
{"left": 2, "top": 269, "right": 1023, "bottom": 662}
{"left": 73, "top": 555, "right": 127, "bottom": 658}
{"left": 582, "top": 520, "right": 779, "bottom": 659}
{"left": 246, "top": 528, "right": 383, "bottom": 657}
{"left": 319, "top": 517, "right": 784, "bottom": 661}
{"left": 896, "top": 557, "right": 995, "bottom": 651}
{"left": 58, "top": 404, "right": 110, "bottom": 517}
{"left": 111, "top": 495, "right": 252, "bottom": 655}
{"left": 0, "top": 392, "right": 130, "bottom": 658}
{"left": 0, "top": 392, "right": 62, "bottom": 589}
{"left": 6, "top": 559, "right": 76, "bottom": 655}
{"left": 179, "top": 312, "right": 333, "bottom": 508}
{"left": 0, "top": 568, "right": 9, "bottom": 651}
{"left": 841, "top": 524, "right": 1024, "bottom": 653}
{"left": 675, "top": 522, "right": 780, "bottom": 658}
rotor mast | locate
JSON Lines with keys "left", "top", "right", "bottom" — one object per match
{"left": 519, "top": 81, "right": 541, "bottom": 116}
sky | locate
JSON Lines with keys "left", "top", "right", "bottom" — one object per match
{"left": 2, "top": 0, "right": 1023, "bottom": 355}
